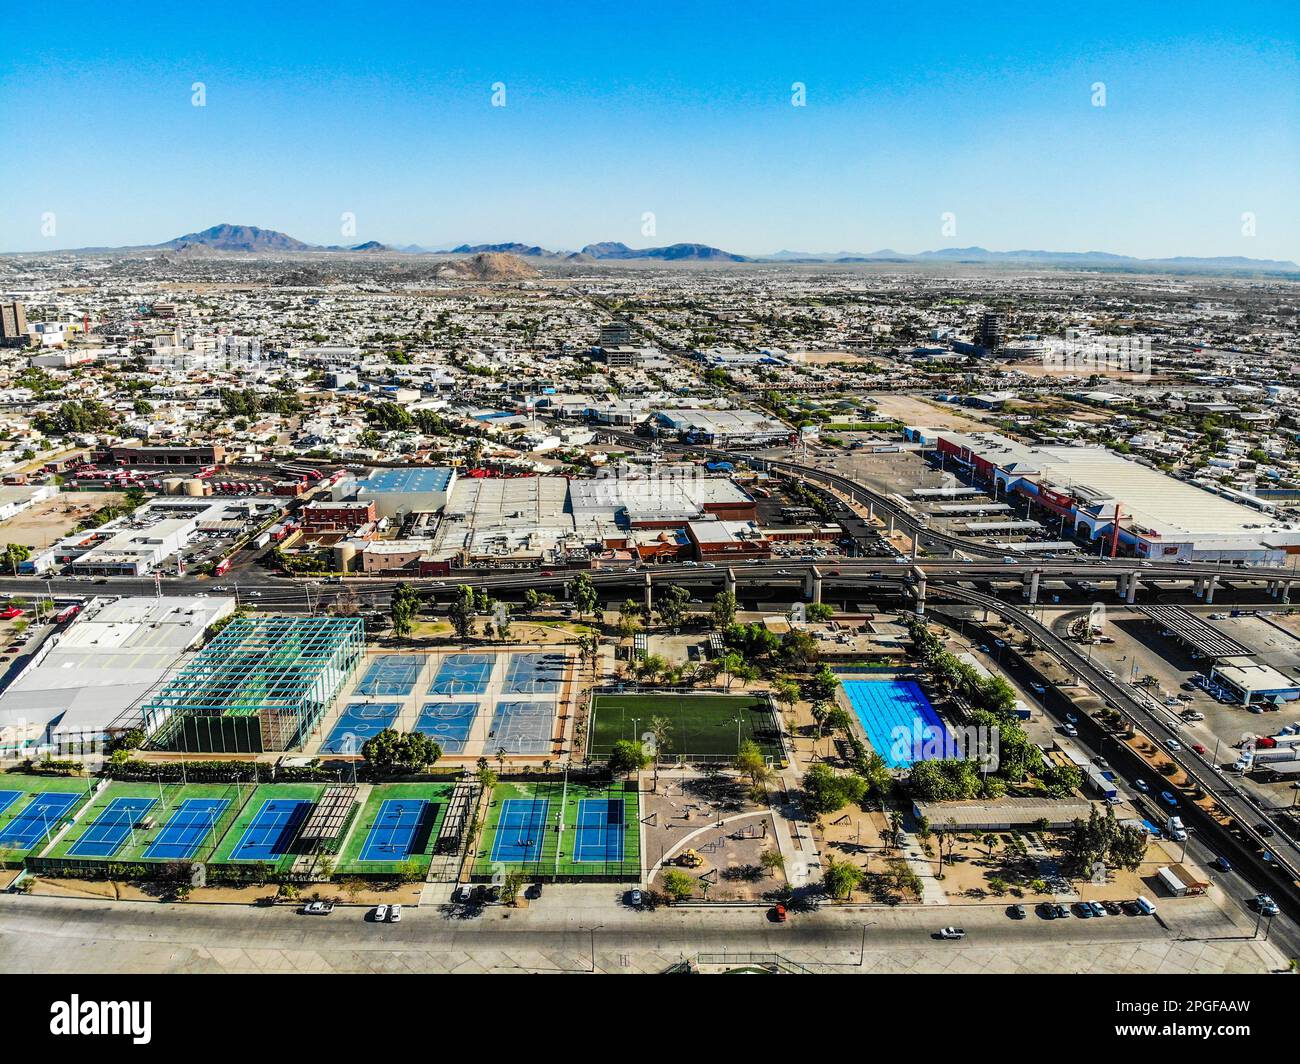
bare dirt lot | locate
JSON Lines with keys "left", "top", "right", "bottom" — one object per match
{"left": 867, "top": 394, "right": 993, "bottom": 431}
{"left": 0, "top": 492, "right": 127, "bottom": 550}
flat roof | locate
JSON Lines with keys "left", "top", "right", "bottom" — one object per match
{"left": 1213, "top": 656, "right": 1300, "bottom": 694}
{"left": 359, "top": 467, "right": 454, "bottom": 494}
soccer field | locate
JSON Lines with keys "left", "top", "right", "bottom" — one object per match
{"left": 587, "top": 692, "right": 783, "bottom": 762}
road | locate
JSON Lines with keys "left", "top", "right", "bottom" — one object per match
{"left": 0, "top": 891, "right": 1281, "bottom": 975}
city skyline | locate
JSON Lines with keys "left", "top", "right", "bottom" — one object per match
{"left": 2, "top": 0, "right": 1297, "bottom": 259}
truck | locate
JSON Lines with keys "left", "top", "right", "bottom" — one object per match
{"left": 1166, "top": 815, "right": 1187, "bottom": 842}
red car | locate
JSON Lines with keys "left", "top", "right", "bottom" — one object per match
{"left": 769, "top": 904, "right": 788, "bottom": 923}
{"left": 1192, "top": 743, "right": 1207, "bottom": 755}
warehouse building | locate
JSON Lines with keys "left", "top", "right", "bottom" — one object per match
{"left": 934, "top": 431, "right": 1300, "bottom": 563}
{"left": 345, "top": 466, "right": 456, "bottom": 520}
{"left": 655, "top": 408, "right": 791, "bottom": 446}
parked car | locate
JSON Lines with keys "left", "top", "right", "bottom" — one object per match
{"left": 454, "top": 885, "right": 475, "bottom": 904}
{"left": 1088, "top": 900, "right": 1107, "bottom": 918}
{"left": 769, "top": 904, "right": 788, "bottom": 923}
{"left": 301, "top": 900, "right": 333, "bottom": 916}
{"left": 627, "top": 889, "right": 643, "bottom": 909}
{"left": 1008, "top": 904, "right": 1026, "bottom": 920}
{"left": 1103, "top": 900, "right": 1122, "bottom": 915}
{"left": 373, "top": 904, "right": 389, "bottom": 922}
{"left": 388, "top": 904, "right": 402, "bottom": 922}
{"left": 935, "top": 927, "right": 966, "bottom": 939}
{"left": 1054, "top": 903, "right": 1071, "bottom": 919}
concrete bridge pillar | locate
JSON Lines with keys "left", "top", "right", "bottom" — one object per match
{"left": 805, "top": 566, "right": 823, "bottom": 605}
{"left": 644, "top": 571, "right": 654, "bottom": 614}
{"left": 1028, "top": 569, "right": 1041, "bottom": 604}
{"left": 1126, "top": 574, "right": 1139, "bottom": 604}
{"left": 887, "top": 515, "right": 895, "bottom": 536}
{"left": 1284, "top": 581, "right": 1293, "bottom": 604}
{"left": 1204, "top": 574, "right": 1217, "bottom": 604}
{"left": 1116, "top": 573, "right": 1129, "bottom": 599}
{"left": 1193, "top": 575, "right": 1206, "bottom": 599}
{"left": 912, "top": 566, "right": 927, "bottom": 618}
{"left": 724, "top": 567, "right": 736, "bottom": 597}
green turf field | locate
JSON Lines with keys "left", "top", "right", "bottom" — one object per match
{"left": 335, "top": 782, "right": 454, "bottom": 876}
{"left": 587, "top": 692, "right": 783, "bottom": 762}
{"left": 0, "top": 774, "right": 97, "bottom": 858}
{"left": 208, "top": 782, "right": 326, "bottom": 869}
{"left": 42, "top": 781, "right": 250, "bottom": 864}
{"left": 472, "top": 779, "right": 640, "bottom": 880}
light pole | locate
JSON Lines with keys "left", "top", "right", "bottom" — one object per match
{"left": 580, "top": 924, "right": 603, "bottom": 973}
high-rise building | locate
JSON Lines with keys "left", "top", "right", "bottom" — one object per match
{"left": 977, "top": 311, "right": 1007, "bottom": 352}
{"left": 598, "top": 320, "right": 631, "bottom": 347}
{"left": 0, "top": 302, "right": 28, "bottom": 347}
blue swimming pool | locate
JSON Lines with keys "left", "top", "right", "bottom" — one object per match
{"left": 841, "top": 679, "right": 951, "bottom": 769}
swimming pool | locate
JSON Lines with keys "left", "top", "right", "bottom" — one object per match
{"left": 840, "top": 679, "right": 951, "bottom": 769}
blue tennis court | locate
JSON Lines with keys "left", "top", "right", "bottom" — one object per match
{"left": 355, "top": 654, "right": 426, "bottom": 696}
{"left": 322, "top": 702, "right": 402, "bottom": 753}
{"left": 358, "top": 799, "right": 428, "bottom": 862}
{"left": 415, "top": 702, "right": 478, "bottom": 752}
{"left": 143, "top": 798, "right": 230, "bottom": 860}
{"left": 228, "top": 798, "right": 312, "bottom": 861}
{"left": 0, "top": 790, "right": 21, "bottom": 818}
{"left": 490, "top": 798, "right": 549, "bottom": 863}
{"left": 574, "top": 798, "right": 625, "bottom": 863}
{"left": 841, "top": 679, "right": 952, "bottom": 769}
{"left": 428, "top": 653, "right": 495, "bottom": 695}
{"left": 0, "top": 791, "right": 81, "bottom": 849}
{"left": 68, "top": 796, "right": 156, "bottom": 858}
{"left": 502, "top": 652, "right": 564, "bottom": 695}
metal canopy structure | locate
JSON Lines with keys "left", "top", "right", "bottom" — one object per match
{"left": 141, "top": 617, "right": 364, "bottom": 753}
{"left": 1136, "top": 605, "right": 1252, "bottom": 659}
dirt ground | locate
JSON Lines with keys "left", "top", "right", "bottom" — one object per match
{"left": 867, "top": 394, "right": 993, "bottom": 431}
{"left": 0, "top": 491, "right": 127, "bottom": 550}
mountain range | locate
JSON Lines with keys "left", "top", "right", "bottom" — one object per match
{"left": 37, "top": 224, "right": 1299, "bottom": 272}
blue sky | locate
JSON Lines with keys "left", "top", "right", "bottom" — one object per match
{"left": 2, "top": 1, "right": 1297, "bottom": 259}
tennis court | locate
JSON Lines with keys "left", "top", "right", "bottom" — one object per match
{"left": 0, "top": 790, "right": 21, "bottom": 818}
{"left": 489, "top": 798, "right": 549, "bottom": 863}
{"left": 428, "top": 653, "right": 495, "bottom": 695}
{"left": 415, "top": 702, "right": 478, "bottom": 752}
{"left": 67, "top": 796, "right": 156, "bottom": 858}
{"left": 488, "top": 701, "right": 554, "bottom": 754}
{"left": 143, "top": 798, "right": 230, "bottom": 861}
{"left": 0, "top": 791, "right": 81, "bottom": 849}
{"left": 354, "top": 654, "right": 426, "bottom": 696}
{"left": 228, "top": 798, "right": 312, "bottom": 861}
{"left": 574, "top": 798, "right": 625, "bottom": 863}
{"left": 322, "top": 702, "right": 402, "bottom": 753}
{"left": 357, "top": 798, "right": 429, "bottom": 862}
{"left": 502, "top": 652, "right": 565, "bottom": 695}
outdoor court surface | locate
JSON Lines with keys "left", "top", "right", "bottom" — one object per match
{"left": 0, "top": 790, "right": 21, "bottom": 818}
{"left": 228, "top": 798, "right": 312, "bottom": 861}
{"left": 502, "top": 652, "right": 564, "bottom": 695}
{"left": 322, "top": 702, "right": 402, "bottom": 754}
{"left": 355, "top": 654, "right": 426, "bottom": 696}
{"left": 574, "top": 798, "right": 625, "bottom": 863}
{"left": 142, "top": 798, "right": 231, "bottom": 861}
{"left": 427, "top": 653, "right": 495, "bottom": 695}
{"left": 474, "top": 781, "right": 641, "bottom": 879}
{"left": 489, "top": 798, "right": 550, "bottom": 863}
{"left": 415, "top": 701, "right": 479, "bottom": 752}
{"left": 357, "top": 798, "right": 429, "bottom": 862}
{"left": 487, "top": 700, "right": 554, "bottom": 755}
{"left": 67, "top": 796, "right": 156, "bottom": 858}
{"left": 0, "top": 790, "right": 82, "bottom": 850}
{"left": 587, "top": 692, "right": 782, "bottom": 761}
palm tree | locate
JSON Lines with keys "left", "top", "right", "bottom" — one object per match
{"left": 648, "top": 716, "right": 672, "bottom": 792}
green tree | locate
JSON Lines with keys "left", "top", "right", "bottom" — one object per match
{"left": 1, "top": 543, "right": 31, "bottom": 576}
{"left": 822, "top": 856, "right": 865, "bottom": 900}
{"left": 572, "top": 572, "right": 598, "bottom": 620}
{"left": 389, "top": 582, "right": 420, "bottom": 639}
{"left": 609, "top": 739, "right": 649, "bottom": 778}
{"left": 660, "top": 868, "right": 694, "bottom": 903}
{"left": 711, "top": 590, "right": 737, "bottom": 629}
{"left": 655, "top": 584, "right": 691, "bottom": 632}
{"left": 449, "top": 584, "right": 476, "bottom": 641}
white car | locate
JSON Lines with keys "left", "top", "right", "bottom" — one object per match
{"left": 936, "top": 927, "right": 966, "bottom": 939}
{"left": 388, "top": 904, "right": 402, "bottom": 922}
{"left": 1164, "top": 738, "right": 1182, "bottom": 752}
{"left": 373, "top": 904, "right": 388, "bottom": 922}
